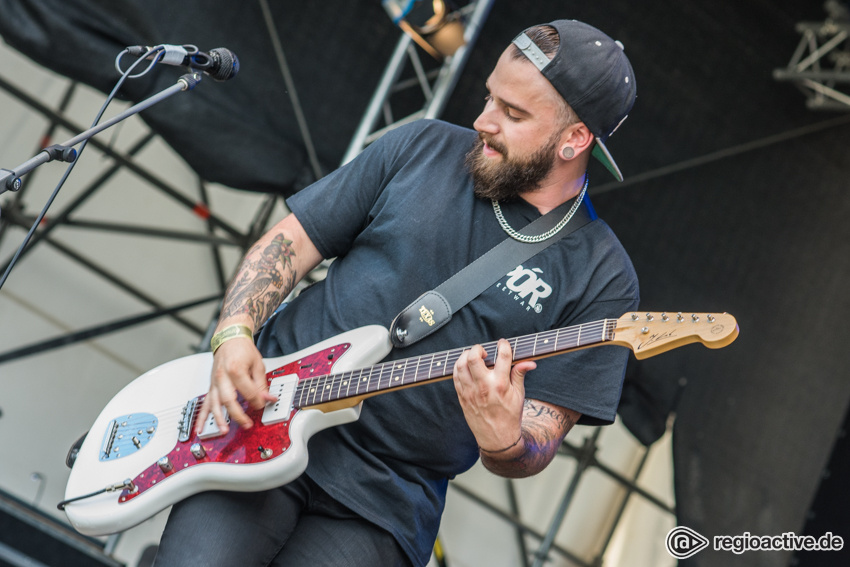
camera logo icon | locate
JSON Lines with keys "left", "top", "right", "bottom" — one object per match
{"left": 666, "top": 526, "right": 710, "bottom": 559}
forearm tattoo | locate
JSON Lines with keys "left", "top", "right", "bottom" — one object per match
{"left": 220, "top": 233, "right": 297, "bottom": 329}
{"left": 480, "top": 399, "right": 578, "bottom": 478}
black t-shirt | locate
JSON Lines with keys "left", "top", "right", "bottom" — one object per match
{"left": 256, "top": 119, "right": 639, "bottom": 566}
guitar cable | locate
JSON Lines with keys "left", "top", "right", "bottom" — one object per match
{"left": 57, "top": 479, "right": 136, "bottom": 511}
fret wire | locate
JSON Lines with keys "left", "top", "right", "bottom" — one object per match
{"left": 449, "top": 348, "right": 466, "bottom": 370}
{"left": 368, "top": 364, "right": 383, "bottom": 393}
{"left": 318, "top": 374, "right": 329, "bottom": 403}
{"left": 332, "top": 370, "right": 344, "bottom": 401}
{"left": 443, "top": 351, "right": 452, "bottom": 378}
{"left": 415, "top": 354, "right": 430, "bottom": 382}
{"left": 354, "top": 367, "right": 363, "bottom": 393}
{"left": 310, "top": 376, "right": 321, "bottom": 404}
{"left": 424, "top": 353, "right": 435, "bottom": 381}
{"left": 364, "top": 363, "right": 376, "bottom": 392}
{"left": 386, "top": 361, "right": 399, "bottom": 389}
{"left": 295, "top": 382, "right": 303, "bottom": 407}
{"left": 344, "top": 369, "right": 355, "bottom": 398}
{"left": 372, "top": 363, "right": 383, "bottom": 392}
{"left": 332, "top": 371, "right": 343, "bottom": 401}
{"left": 404, "top": 358, "right": 415, "bottom": 384}
{"left": 377, "top": 362, "right": 391, "bottom": 391}
{"left": 301, "top": 378, "right": 311, "bottom": 406}
{"left": 368, "top": 365, "right": 380, "bottom": 394}
{"left": 372, "top": 364, "right": 386, "bottom": 393}
{"left": 313, "top": 376, "right": 320, "bottom": 404}
{"left": 392, "top": 360, "right": 407, "bottom": 388}
{"left": 386, "top": 361, "right": 398, "bottom": 390}
{"left": 403, "top": 356, "right": 416, "bottom": 385}
{"left": 305, "top": 377, "right": 315, "bottom": 406}
{"left": 482, "top": 343, "right": 497, "bottom": 365}
{"left": 411, "top": 355, "right": 422, "bottom": 384}
{"left": 323, "top": 373, "right": 335, "bottom": 402}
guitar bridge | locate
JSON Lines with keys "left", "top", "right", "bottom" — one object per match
{"left": 177, "top": 398, "right": 198, "bottom": 442}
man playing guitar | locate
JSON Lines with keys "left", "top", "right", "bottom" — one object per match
{"left": 154, "top": 19, "right": 639, "bottom": 567}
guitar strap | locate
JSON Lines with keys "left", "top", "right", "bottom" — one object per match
{"left": 389, "top": 193, "right": 598, "bottom": 348}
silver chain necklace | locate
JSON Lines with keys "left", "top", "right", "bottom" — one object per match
{"left": 491, "top": 173, "right": 589, "bottom": 243}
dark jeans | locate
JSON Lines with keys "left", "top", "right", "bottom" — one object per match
{"left": 153, "top": 474, "right": 412, "bottom": 567}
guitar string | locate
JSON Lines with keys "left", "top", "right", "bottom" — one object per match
{"left": 294, "top": 320, "right": 611, "bottom": 395}
{"left": 106, "top": 316, "right": 717, "bottom": 445}
{"left": 292, "top": 320, "right": 614, "bottom": 406}
{"left": 135, "top": 319, "right": 617, "bottom": 435}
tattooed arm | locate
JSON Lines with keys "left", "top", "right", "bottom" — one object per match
{"left": 479, "top": 399, "right": 580, "bottom": 478}
{"left": 453, "top": 340, "right": 581, "bottom": 478}
{"left": 198, "top": 213, "right": 323, "bottom": 434}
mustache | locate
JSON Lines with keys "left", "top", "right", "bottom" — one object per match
{"left": 478, "top": 132, "right": 507, "bottom": 156}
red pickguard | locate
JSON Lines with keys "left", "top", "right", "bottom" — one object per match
{"left": 120, "top": 342, "right": 351, "bottom": 503}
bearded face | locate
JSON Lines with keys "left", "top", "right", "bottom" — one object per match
{"left": 465, "top": 130, "right": 561, "bottom": 201}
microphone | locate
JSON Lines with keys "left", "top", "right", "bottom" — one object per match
{"left": 126, "top": 44, "right": 240, "bottom": 81}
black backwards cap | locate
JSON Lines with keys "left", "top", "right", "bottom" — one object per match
{"left": 512, "top": 20, "right": 636, "bottom": 181}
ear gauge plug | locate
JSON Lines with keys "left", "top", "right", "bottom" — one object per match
{"left": 561, "top": 147, "right": 575, "bottom": 159}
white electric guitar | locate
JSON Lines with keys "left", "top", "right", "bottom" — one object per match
{"left": 62, "top": 311, "right": 738, "bottom": 536}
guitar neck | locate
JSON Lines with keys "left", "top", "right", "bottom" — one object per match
{"left": 293, "top": 318, "right": 617, "bottom": 409}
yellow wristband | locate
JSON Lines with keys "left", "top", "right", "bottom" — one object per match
{"left": 210, "top": 324, "right": 254, "bottom": 354}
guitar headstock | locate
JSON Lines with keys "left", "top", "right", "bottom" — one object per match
{"left": 610, "top": 312, "right": 739, "bottom": 359}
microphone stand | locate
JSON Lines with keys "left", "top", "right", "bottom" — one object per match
{"left": 0, "top": 72, "right": 201, "bottom": 198}
{"left": 0, "top": 71, "right": 202, "bottom": 289}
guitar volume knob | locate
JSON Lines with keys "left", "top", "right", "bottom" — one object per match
{"left": 190, "top": 443, "right": 206, "bottom": 459}
{"left": 157, "top": 456, "right": 174, "bottom": 473}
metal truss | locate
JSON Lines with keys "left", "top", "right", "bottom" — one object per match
{"left": 449, "top": 423, "right": 677, "bottom": 567}
{"left": 0, "top": 74, "right": 284, "bottom": 365}
{"left": 774, "top": 4, "right": 850, "bottom": 111}
{"left": 342, "top": 0, "right": 495, "bottom": 164}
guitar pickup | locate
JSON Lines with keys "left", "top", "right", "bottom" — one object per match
{"left": 261, "top": 374, "right": 298, "bottom": 426}
{"left": 197, "top": 408, "right": 229, "bottom": 439}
